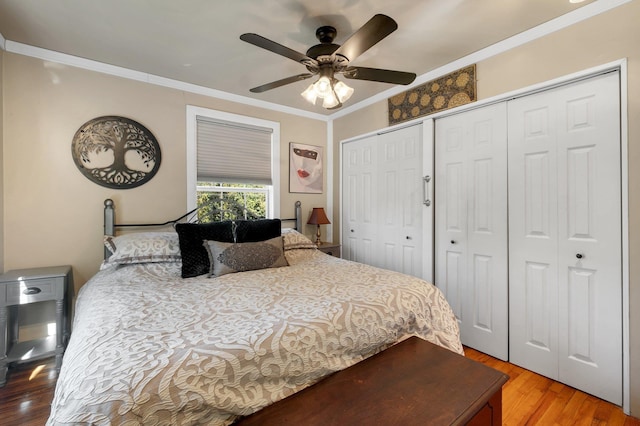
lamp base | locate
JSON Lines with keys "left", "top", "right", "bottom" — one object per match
{"left": 315, "top": 225, "right": 322, "bottom": 245}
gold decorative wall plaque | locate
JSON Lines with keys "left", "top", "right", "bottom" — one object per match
{"left": 388, "top": 65, "right": 476, "bottom": 125}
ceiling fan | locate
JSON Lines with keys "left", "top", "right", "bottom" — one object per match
{"left": 240, "top": 14, "right": 417, "bottom": 109}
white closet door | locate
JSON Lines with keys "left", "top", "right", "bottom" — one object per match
{"left": 508, "top": 71, "right": 621, "bottom": 404}
{"left": 508, "top": 92, "right": 560, "bottom": 378}
{"left": 435, "top": 103, "right": 509, "bottom": 360}
{"left": 435, "top": 116, "right": 467, "bottom": 325}
{"left": 342, "top": 136, "right": 378, "bottom": 266}
{"left": 377, "top": 125, "right": 423, "bottom": 276}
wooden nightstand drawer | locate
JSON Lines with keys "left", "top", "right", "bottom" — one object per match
{"left": 5, "top": 277, "right": 63, "bottom": 305}
{"left": 317, "top": 242, "right": 341, "bottom": 258}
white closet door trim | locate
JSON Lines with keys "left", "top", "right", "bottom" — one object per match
{"left": 620, "top": 60, "right": 630, "bottom": 414}
{"left": 422, "top": 119, "right": 435, "bottom": 283}
{"left": 326, "top": 120, "right": 334, "bottom": 243}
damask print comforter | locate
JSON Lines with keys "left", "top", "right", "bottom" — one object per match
{"left": 47, "top": 249, "right": 462, "bottom": 425}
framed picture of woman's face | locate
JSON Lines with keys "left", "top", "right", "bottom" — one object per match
{"left": 289, "top": 142, "right": 323, "bottom": 194}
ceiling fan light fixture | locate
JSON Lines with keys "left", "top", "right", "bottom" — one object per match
{"left": 302, "top": 76, "right": 353, "bottom": 108}
{"left": 314, "top": 76, "right": 333, "bottom": 97}
{"left": 243, "top": 15, "right": 416, "bottom": 110}
{"left": 322, "top": 90, "right": 340, "bottom": 109}
{"left": 333, "top": 80, "right": 354, "bottom": 103}
{"left": 301, "top": 84, "right": 318, "bottom": 104}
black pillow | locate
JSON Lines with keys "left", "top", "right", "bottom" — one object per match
{"left": 175, "top": 219, "right": 282, "bottom": 278}
{"left": 175, "top": 222, "right": 234, "bottom": 278}
{"left": 234, "top": 219, "right": 282, "bottom": 243}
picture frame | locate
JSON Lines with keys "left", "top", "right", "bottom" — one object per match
{"left": 289, "top": 142, "right": 323, "bottom": 194}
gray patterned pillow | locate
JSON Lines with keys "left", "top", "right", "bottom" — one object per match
{"left": 203, "top": 236, "right": 288, "bottom": 277}
{"left": 104, "top": 232, "right": 181, "bottom": 264}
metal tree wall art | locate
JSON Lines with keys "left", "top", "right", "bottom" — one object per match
{"left": 72, "top": 116, "right": 161, "bottom": 189}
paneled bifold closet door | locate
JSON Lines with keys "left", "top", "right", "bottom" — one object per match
{"left": 342, "top": 123, "right": 429, "bottom": 279}
{"left": 377, "top": 127, "right": 425, "bottom": 276}
{"left": 434, "top": 103, "right": 509, "bottom": 361}
{"left": 343, "top": 135, "right": 378, "bottom": 266}
{"left": 508, "top": 71, "right": 622, "bottom": 405}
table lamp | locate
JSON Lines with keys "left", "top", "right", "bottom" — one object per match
{"left": 307, "top": 207, "right": 331, "bottom": 245}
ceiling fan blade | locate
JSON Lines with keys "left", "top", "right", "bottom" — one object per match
{"left": 333, "top": 14, "right": 398, "bottom": 62}
{"left": 249, "top": 73, "right": 314, "bottom": 93}
{"left": 343, "top": 66, "right": 416, "bottom": 85}
{"left": 240, "top": 33, "right": 316, "bottom": 66}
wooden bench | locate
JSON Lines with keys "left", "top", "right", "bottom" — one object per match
{"left": 236, "top": 336, "right": 509, "bottom": 425}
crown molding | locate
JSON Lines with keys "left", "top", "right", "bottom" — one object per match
{"left": 4, "top": 39, "right": 330, "bottom": 122}
{"left": 1, "top": 0, "right": 631, "bottom": 122}
{"left": 329, "top": 0, "right": 632, "bottom": 120}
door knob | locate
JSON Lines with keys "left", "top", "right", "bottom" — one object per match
{"left": 451, "top": 240, "right": 456, "bottom": 244}
{"left": 406, "top": 236, "right": 412, "bottom": 240}
{"left": 350, "top": 229, "right": 355, "bottom": 233}
{"left": 576, "top": 253, "right": 583, "bottom": 259}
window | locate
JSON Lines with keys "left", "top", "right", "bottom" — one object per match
{"left": 197, "top": 183, "right": 268, "bottom": 222}
{"left": 186, "top": 106, "right": 280, "bottom": 221}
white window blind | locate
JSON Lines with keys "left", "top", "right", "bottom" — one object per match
{"left": 196, "top": 116, "right": 273, "bottom": 185}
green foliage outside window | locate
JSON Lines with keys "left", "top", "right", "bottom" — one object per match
{"left": 197, "top": 183, "right": 266, "bottom": 223}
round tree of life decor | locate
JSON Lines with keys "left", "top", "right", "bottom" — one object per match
{"left": 72, "top": 116, "right": 161, "bottom": 189}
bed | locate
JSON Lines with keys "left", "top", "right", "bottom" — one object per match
{"left": 47, "top": 200, "right": 462, "bottom": 425}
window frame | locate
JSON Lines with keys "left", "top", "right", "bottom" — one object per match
{"left": 186, "top": 105, "right": 280, "bottom": 218}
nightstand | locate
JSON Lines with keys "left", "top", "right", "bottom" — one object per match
{"left": 0, "top": 265, "right": 74, "bottom": 386}
{"left": 317, "top": 242, "right": 341, "bottom": 258}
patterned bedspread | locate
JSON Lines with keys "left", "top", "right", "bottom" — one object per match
{"left": 48, "top": 249, "right": 462, "bottom": 425}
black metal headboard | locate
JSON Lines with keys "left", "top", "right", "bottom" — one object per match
{"left": 103, "top": 199, "right": 302, "bottom": 259}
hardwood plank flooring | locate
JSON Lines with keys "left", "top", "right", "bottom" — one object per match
{"left": 0, "top": 359, "right": 58, "bottom": 425}
{"left": 0, "top": 351, "right": 638, "bottom": 425}
{"left": 464, "top": 347, "right": 640, "bottom": 425}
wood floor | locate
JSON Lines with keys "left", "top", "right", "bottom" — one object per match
{"left": 464, "top": 347, "right": 640, "bottom": 425}
{"left": 0, "top": 350, "right": 639, "bottom": 425}
{"left": 0, "top": 359, "right": 59, "bottom": 426}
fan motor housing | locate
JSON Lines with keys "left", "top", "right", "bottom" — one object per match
{"left": 316, "top": 26, "right": 336, "bottom": 42}
{"left": 306, "top": 43, "right": 340, "bottom": 59}
{"left": 306, "top": 25, "right": 341, "bottom": 59}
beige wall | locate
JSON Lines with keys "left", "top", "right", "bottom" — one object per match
{"left": 333, "top": 1, "right": 640, "bottom": 415}
{"left": 2, "top": 53, "right": 327, "bottom": 289}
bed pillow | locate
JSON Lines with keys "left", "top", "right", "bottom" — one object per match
{"left": 281, "top": 228, "right": 318, "bottom": 250}
{"left": 203, "top": 236, "right": 288, "bottom": 277}
{"left": 233, "top": 219, "right": 282, "bottom": 242}
{"left": 104, "top": 232, "right": 181, "bottom": 265}
{"left": 175, "top": 222, "right": 235, "bottom": 278}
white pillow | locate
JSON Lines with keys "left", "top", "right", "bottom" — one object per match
{"left": 104, "top": 232, "right": 181, "bottom": 265}
{"left": 281, "top": 228, "right": 317, "bottom": 250}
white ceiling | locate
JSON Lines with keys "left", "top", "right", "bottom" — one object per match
{"left": 0, "top": 0, "right": 613, "bottom": 116}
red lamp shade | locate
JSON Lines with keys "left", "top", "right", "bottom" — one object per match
{"left": 307, "top": 207, "right": 331, "bottom": 225}
{"left": 307, "top": 207, "right": 330, "bottom": 244}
